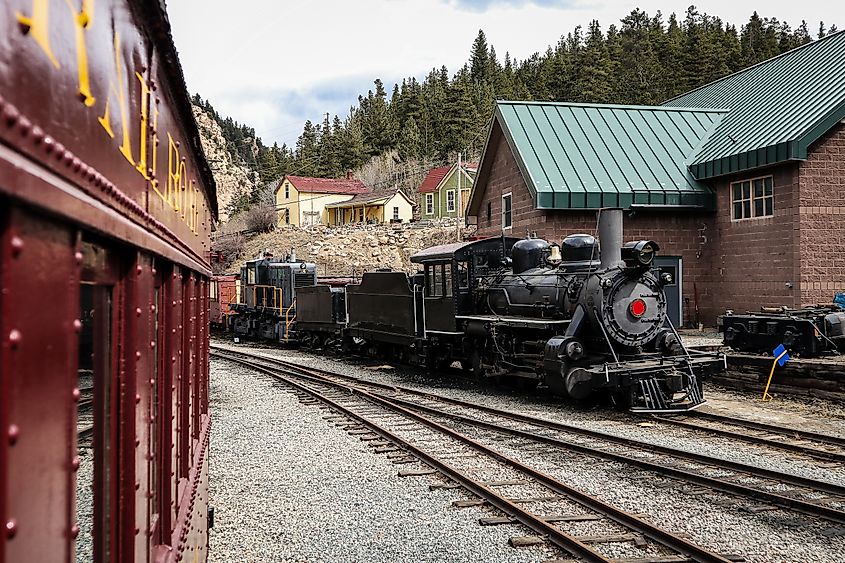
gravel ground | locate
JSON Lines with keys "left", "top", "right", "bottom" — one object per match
{"left": 214, "top": 341, "right": 845, "bottom": 486}
{"left": 76, "top": 445, "right": 93, "bottom": 562}
{"left": 212, "top": 340, "right": 845, "bottom": 561}
{"left": 209, "top": 358, "right": 554, "bottom": 563}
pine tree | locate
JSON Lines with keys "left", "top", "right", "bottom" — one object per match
{"left": 470, "top": 30, "right": 491, "bottom": 83}
{"left": 575, "top": 20, "right": 614, "bottom": 103}
{"left": 397, "top": 117, "right": 421, "bottom": 161}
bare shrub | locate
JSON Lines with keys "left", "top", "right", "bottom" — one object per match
{"left": 211, "top": 235, "right": 244, "bottom": 274}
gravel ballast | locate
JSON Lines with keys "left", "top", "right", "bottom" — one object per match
{"left": 209, "top": 358, "right": 553, "bottom": 563}
{"left": 211, "top": 341, "right": 845, "bottom": 562}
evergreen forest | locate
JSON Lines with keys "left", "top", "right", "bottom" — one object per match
{"left": 193, "top": 8, "right": 837, "bottom": 214}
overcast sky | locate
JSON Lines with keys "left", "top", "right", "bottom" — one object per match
{"left": 168, "top": 0, "right": 844, "bottom": 148}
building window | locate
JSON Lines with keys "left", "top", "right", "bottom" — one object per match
{"left": 284, "top": 208, "right": 290, "bottom": 224}
{"left": 425, "top": 193, "right": 434, "bottom": 215}
{"left": 284, "top": 184, "right": 290, "bottom": 199}
{"left": 486, "top": 201, "right": 491, "bottom": 223}
{"left": 358, "top": 208, "right": 364, "bottom": 222}
{"left": 446, "top": 190, "right": 456, "bottom": 212}
{"left": 731, "top": 176, "right": 773, "bottom": 220}
{"left": 393, "top": 206, "right": 400, "bottom": 220}
{"left": 502, "top": 193, "right": 512, "bottom": 229}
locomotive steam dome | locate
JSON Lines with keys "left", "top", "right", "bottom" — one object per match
{"left": 560, "top": 234, "right": 600, "bottom": 270}
{"left": 512, "top": 238, "right": 551, "bottom": 274}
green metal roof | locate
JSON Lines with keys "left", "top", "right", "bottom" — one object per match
{"left": 663, "top": 31, "right": 845, "bottom": 180}
{"left": 493, "top": 101, "right": 725, "bottom": 210}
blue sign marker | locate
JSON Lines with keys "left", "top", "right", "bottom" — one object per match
{"left": 773, "top": 344, "right": 791, "bottom": 366}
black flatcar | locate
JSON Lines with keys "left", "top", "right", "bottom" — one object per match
{"left": 720, "top": 306, "right": 845, "bottom": 356}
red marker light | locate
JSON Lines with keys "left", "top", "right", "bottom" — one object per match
{"left": 630, "top": 298, "right": 647, "bottom": 318}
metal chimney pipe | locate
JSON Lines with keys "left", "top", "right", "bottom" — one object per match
{"left": 598, "top": 208, "right": 624, "bottom": 270}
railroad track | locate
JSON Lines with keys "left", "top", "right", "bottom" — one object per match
{"left": 648, "top": 411, "right": 845, "bottom": 463}
{"left": 212, "top": 346, "right": 845, "bottom": 528}
{"left": 213, "top": 348, "right": 742, "bottom": 563}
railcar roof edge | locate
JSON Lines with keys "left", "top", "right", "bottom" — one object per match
{"left": 141, "top": 0, "right": 218, "bottom": 219}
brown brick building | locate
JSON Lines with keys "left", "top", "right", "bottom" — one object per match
{"left": 467, "top": 33, "right": 845, "bottom": 326}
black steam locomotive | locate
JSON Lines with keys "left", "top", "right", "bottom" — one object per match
{"left": 296, "top": 209, "right": 725, "bottom": 411}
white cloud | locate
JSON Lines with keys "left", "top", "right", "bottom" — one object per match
{"left": 168, "top": 0, "right": 844, "bottom": 147}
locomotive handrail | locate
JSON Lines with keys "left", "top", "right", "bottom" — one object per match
{"left": 284, "top": 299, "right": 297, "bottom": 342}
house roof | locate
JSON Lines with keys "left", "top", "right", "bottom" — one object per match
{"left": 419, "top": 163, "right": 478, "bottom": 194}
{"left": 663, "top": 31, "right": 845, "bottom": 179}
{"left": 419, "top": 166, "right": 452, "bottom": 193}
{"left": 279, "top": 175, "right": 370, "bottom": 195}
{"left": 325, "top": 187, "right": 414, "bottom": 208}
{"left": 469, "top": 101, "right": 725, "bottom": 213}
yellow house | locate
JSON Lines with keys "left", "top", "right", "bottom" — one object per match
{"left": 325, "top": 187, "right": 415, "bottom": 226}
{"left": 273, "top": 174, "right": 370, "bottom": 226}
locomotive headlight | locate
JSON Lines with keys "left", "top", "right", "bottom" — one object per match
{"left": 621, "top": 240, "right": 660, "bottom": 268}
{"left": 629, "top": 298, "right": 647, "bottom": 318}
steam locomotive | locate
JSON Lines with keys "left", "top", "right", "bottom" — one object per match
{"left": 294, "top": 209, "right": 725, "bottom": 411}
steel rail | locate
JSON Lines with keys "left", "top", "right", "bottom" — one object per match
{"left": 213, "top": 350, "right": 733, "bottom": 563}
{"left": 671, "top": 411, "right": 845, "bottom": 448}
{"left": 649, "top": 415, "right": 845, "bottom": 463}
{"left": 212, "top": 347, "right": 845, "bottom": 524}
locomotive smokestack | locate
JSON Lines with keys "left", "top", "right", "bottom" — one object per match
{"left": 598, "top": 208, "right": 624, "bottom": 270}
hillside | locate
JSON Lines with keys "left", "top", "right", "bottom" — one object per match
{"left": 216, "top": 220, "right": 474, "bottom": 276}
{"left": 192, "top": 105, "right": 257, "bottom": 222}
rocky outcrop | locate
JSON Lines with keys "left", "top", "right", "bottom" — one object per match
{"left": 192, "top": 105, "right": 256, "bottom": 223}
{"left": 223, "top": 219, "right": 475, "bottom": 276}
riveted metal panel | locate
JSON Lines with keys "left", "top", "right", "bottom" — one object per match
{"left": 0, "top": 0, "right": 216, "bottom": 270}
{"left": 1, "top": 207, "right": 78, "bottom": 563}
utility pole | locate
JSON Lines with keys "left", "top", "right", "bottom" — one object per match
{"left": 456, "top": 151, "right": 462, "bottom": 241}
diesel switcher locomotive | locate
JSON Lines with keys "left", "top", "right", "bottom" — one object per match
{"left": 296, "top": 209, "right": 725, "bottom": 411}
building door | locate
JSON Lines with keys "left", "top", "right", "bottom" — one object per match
{"left": 654, "top": 256, "right": 682, "bottom": 328}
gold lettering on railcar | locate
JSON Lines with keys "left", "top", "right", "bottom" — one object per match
{"left": 98, "top": 32, "right": 134, "bottom": 166}
{"left": 135, "top": 71, "right": 151, "bottom": 179}
{"left": 16, "top": 0, "right": 205, "bottom": 236}
{"left": 18, "top": 0, "right": 95, "bottom": 105}
{"left": 16, "top": 0, "right": 59, "bottom": 68}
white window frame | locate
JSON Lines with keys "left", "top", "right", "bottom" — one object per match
{"left": 501, "top": 193, "right": 513, "bottom": 230}
{"left": 731, "top": 175, "right": 773, "bottom": 221}
{"left": 425, "top": 193, "right": 434, "bottom": 215}
{"left": 284, "top": 183, "right": 290, "bottom": 199}
{"left": 284, "top": 208, "right": 290, "bottom": 224}
{"left": 446, "top": 189, "right": 456, "bottom": 212}
{"left": 393, "top": 206, "right": 400, "bottom": 220}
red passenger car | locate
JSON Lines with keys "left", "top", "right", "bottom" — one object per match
{"left": 0, "top": 2, "right": 216, "bottom": 562}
